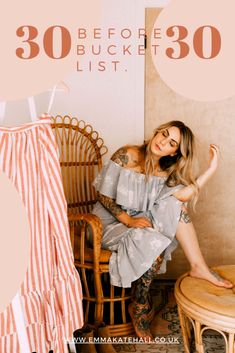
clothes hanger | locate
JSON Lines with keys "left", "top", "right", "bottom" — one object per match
{"left": 0, "top": 80, "right": 70, "bottom": 124}
{"left": 29, "top": 81, "right": 70, "bottom": 120}
{"left": 47, "top": 81, "right": 70, "bottom": 115}
{"left": 0, "top": 101, "right": 6, "bottom": 124}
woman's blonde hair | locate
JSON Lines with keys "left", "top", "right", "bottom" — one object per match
{"left": 141, "top": 120, "right": 199, "bottom": 205}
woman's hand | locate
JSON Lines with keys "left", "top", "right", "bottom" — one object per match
{"left": 208, "top": 144, "right": 220, "bottom": 173}
{"left": 126, "top": 217, "right": 153, "bottom": 228}
{"left": 173, "top": 144, "right": 221, "bottom": 202}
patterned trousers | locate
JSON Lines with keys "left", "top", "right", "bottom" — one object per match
{"left": 131, "top": 255, "right": 163, "bottom": 332}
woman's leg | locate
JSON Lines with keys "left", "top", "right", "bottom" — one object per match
{"left": 129, "top": 256, "right": 162, "bottom": 339}
{"left": 176, "top": 208, "right": 233, "bottom": 288}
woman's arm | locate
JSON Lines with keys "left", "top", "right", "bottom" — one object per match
{"left": 97, "top": 146, "right": 152, "bottom": 228}
{"left": 173, "top": 144, "right": 220, "bottom": 202}
{"left": 97, "top": 193, "right": 151, "bottom": 227}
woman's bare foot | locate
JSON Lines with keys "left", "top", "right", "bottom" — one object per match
{"left": 128, "top": 303, "right": 153, "bottom": 341}
{"left": 189, "top": 265, "right": 233, "bottom": 288}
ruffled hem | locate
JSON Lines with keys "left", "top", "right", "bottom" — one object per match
{"left": 0, "top": 269, "right": 83, "bottom": 353}
{"left": 105, "top": 195, "right": 183, "bottom": 288}
{"left": 93, "top": 160, "right": 167, "bottom": 211}
{"left": 0, "top": 319, "right": 79, "bottom": 353}
{"left": 158, "top": 238, "right": 179, "bottom": 274}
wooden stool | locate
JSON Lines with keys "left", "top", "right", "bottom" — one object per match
{"left": 175, "top": 265, "right": 235, "bottom": 353}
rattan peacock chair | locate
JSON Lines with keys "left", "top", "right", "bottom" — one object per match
{"left": 51, "top": 115, "right": 133, "bottom": 337}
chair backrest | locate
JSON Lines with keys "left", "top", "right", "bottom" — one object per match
{"left": 51, "top": 115, "right": 108, "bottom": 214}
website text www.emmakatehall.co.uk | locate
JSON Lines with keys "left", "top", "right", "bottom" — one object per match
{"left": 64, "top": 335, "right": 180, "bottom": 345}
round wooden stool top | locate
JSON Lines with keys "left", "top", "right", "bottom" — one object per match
{"left": 175, "top": 265, "right": 235, "bottom": 353}
{"left": 175, "top": 265, "right": 235, "bottom": 332}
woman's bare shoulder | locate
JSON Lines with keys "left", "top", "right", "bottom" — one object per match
{"left": 111, "top": 145, "right": 143, "bottom": 168}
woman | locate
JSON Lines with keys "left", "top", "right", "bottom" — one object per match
{"left": 92, "top": 120, "right": 233, "bottom": 340}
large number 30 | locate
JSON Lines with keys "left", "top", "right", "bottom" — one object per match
{"left": 16, "top": 25, "right": 71, "bottom": 59}
{"left": 166, "top": 25, "right": 221, "bottom": 59}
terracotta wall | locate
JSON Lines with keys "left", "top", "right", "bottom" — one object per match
{"left": 145, "top": 8, "right": 235, "bottom": 279}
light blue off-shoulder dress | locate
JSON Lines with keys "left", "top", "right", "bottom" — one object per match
{"left": 92, "top": 160, "right": 184, "bottom": 288}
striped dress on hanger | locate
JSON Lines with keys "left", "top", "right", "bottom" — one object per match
{"left": 0, "top": 117, "right": 83, "bottom": 353}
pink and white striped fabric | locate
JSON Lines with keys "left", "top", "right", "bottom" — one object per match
{"left": 0, "top": 116, "right": 83, "bottom": 353}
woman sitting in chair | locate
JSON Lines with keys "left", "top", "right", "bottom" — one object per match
{"left": 92, "top": 120, "right": 233, "bottom": 340}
